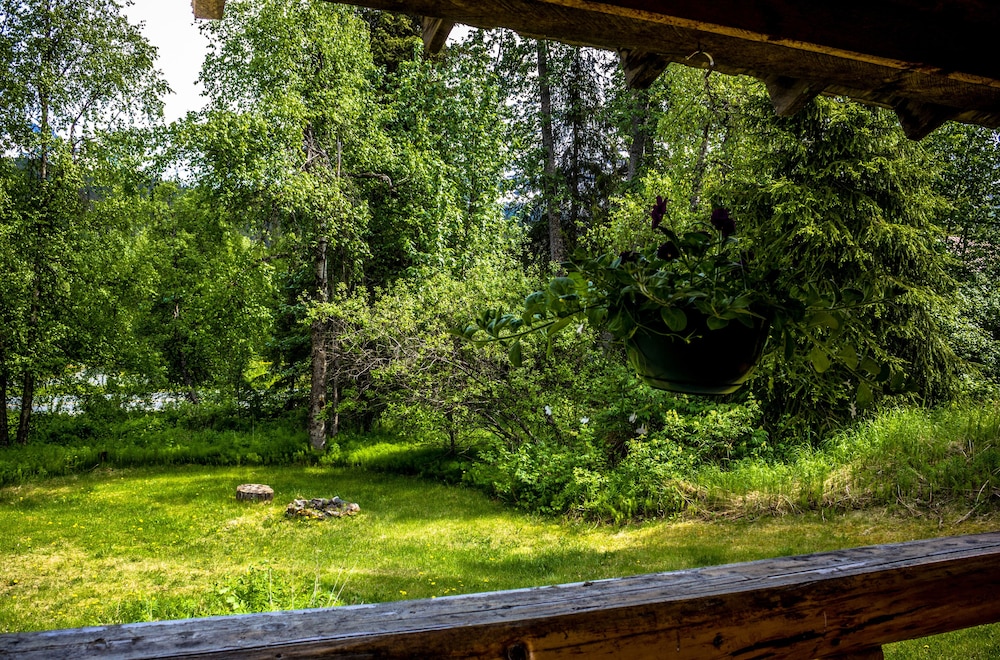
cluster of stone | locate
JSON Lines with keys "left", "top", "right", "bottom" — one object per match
{"left": 285, "top": 496, "right": 360, "bottom": 519}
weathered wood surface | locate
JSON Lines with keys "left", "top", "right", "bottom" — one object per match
{"left": 4, "top": 533, "right": 1000, "bottom": 659}
{"left": 235, "top": 484, "right": 274, "bottom": 502}
{"left": 312, "top": 0, "right": 1000, "bottom": 136}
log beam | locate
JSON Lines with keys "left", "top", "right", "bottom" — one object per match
{"left": 765, "top": 74, "right": 822, "bottom": 116}
{"left": 312, "top": 0, "right": 1000, "bottom": 135}
{"left": 4, "top": 533, "right": 1000, "bottom": 659}
{"left": 422, "top": 16, "right": 455, "bottom": 55}
{"left": 619, "top": 48, "right": 670, "bottom": 89}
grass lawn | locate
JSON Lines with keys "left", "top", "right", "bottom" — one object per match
{"left": 1, "top": 465, "right": 998, "bottom": 657}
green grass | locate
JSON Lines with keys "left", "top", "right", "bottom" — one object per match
{"left": 1, "top": 465, "right": 998, "bottom": 657}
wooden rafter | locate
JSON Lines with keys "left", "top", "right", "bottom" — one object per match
{"left": 421, "top": 16, "right": 455, "bottom": 55}
{"left": 764, "top": 75, "right": 822, "bottom": 117}
{"left": 619, "top": 49, "right": 671, "bottom": 90}
{"left": 195, "top": 0, "right": 1000, "bottom": 136}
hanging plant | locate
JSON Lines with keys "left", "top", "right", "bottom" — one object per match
{"left": 460, "top": 197, "right": 902, "bottom": 400}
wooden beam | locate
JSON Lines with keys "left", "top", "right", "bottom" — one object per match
{"left": 4, "top": 533, "right": 1000, "bottom": 659}
{"left": 191, "top": 0, "right": 225, "bottom": 20}
{"left": 422, "top": 16, "right": 455, "bottom": 55}
{"left": 538, "top": 0, "right": 1000, "bottom": 88}
{"left": 765, "top": 74, "right": 822, "bottom": 116}
{"left": 316, "top": 0, "right": 1000, "bottom": 133}
{"left": 618, "top": 49, "right": 670, "bottom": 89}
{"left": 618, "top": 48, "right": 671, "bottom": 89}
{"left": 893, "top": 99, "right": 956, "bottom": 140}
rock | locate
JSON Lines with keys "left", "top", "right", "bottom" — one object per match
{"left": 285, "top": 496, "right": 360, "bottom": 519}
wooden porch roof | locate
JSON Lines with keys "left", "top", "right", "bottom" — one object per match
{"left": 192, "top": 0, "right": 1000, "bottom": 140}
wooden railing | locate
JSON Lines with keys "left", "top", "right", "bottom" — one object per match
{"left": 3, "top": 532, "right": 1000, "bottom": 658}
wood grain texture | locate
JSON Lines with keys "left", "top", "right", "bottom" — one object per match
{"left": 619, "top": 49, "right": 671, "bottom": 90}
{"left": 765, "top": 75, "right": 822, "bottom": 117}
{"left": 315, "top": 0, "right": 1000, "bottom": 131}
{"left": 422, "top": 16, "right": 455, "bottom": 54}
{"left": 4, "top": 533, "right": 1000, "bottom": 659}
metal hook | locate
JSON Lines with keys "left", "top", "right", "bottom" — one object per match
{"left": 685, "top": 50, "right": 715, "bottom": 68}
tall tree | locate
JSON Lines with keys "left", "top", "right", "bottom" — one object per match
{"left": 0, "top": 0, "right": 165, "bottom": 442}
{"left": 722, "top": 95, "right": 960, "bottom": 432}
{"left": 195, "top": 0, "right": 382, "bottom": 449}
{"left": 131, "top": 183, "right": 274, "bottom": 404}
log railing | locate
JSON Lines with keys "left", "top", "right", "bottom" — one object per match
{"left": 3, "top": 532, "right": 1000, "bottom": 658}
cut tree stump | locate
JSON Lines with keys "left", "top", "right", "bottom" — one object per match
{"left": 236, "top": 484, "right": 274, "bottom": 502}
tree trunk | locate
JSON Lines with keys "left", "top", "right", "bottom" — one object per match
{"left": 537, "top": 40, "right": 565, "bottom": 264}
{"left": 627, "top": 88, "right": 651, "bottom": 182}
{"left": 689, "top": 120, "right": 711, "bottom": 212}
{"left": 180, "top": 355, "right": 201, "bottom": 405}
{"left": 16, "top": 371, "right": 34, "bottom": 445}
{"left": 308, "top": 232, "right": 329, "bottom": 450}
{"left": 568, "top": 49, "right": 582, "bottom": 247}
{"left": 327, "top": 331, "right": 341, "bottom": 440}
{"left": 0, "top": 349, "right": 10, "bottom": 447}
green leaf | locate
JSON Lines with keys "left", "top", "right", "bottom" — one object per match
{"left": 508, "top": 340, "right": 522, "bottom": 368}
{"left": 809, "top": 346, "right": 832, "bottom": 373}
{"left": 856, "top": 382, "right": 874, "bottom": 408}
{"left": 546, "top": 316, "right": 573, "bottom": 337}
{"left": 705, "top": 316, "right": 730, "bottom": 330}
{"left": 860, "top": 357, "right": 881, "bottom": 376}
{"left": 838, "top": 345, "right": 859, "bottom": 370}
{"left": 660, "top": 307, "right": 687, "bottom": 332}
{"left": 807, "top": 311, "right": 840, "bottom": 330}
{"left": 548, "top": 277, "right": 576, "bottom": 296}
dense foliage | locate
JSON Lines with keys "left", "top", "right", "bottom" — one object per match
{"left": 3, "top": 1, "right": 1000, "bottom": 521}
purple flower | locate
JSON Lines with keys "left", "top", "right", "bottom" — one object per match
{"left": 656, "top": 241, "right": 680, "bottom": 261}
{"left": 710, "top": 208, "right": 736, "bottom": 236}
{"left": 650, "top": 196, "right": 667, "bottom": 231}
{"left": 619, "top": 250, "right": 639, "bottom": 263}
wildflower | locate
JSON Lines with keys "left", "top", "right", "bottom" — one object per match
{"left": 650, "top": 195, "right": 668, "bottom": 230}
{"left": 710, "top": 208, "right": 736, "bottom": 236}
{"left": 656, "top": 241, "right": 680, "bottom": 261}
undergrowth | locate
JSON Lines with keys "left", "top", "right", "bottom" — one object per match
{"left": 4, "top": 401, "right": 1000, "bottom": 521}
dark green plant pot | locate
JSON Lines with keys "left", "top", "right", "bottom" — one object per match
{"left": 625, "top": 314, "right": 770, "bottom": 395}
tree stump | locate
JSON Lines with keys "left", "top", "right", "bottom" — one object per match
{"left": 236, "top": 484, "right": 274, "bottom": 502}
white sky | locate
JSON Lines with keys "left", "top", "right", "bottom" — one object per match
{"left": 120, "top": 2, "right": 473, "bottom": 125}
{"left": 122, "top": 1, "right": 211, "bottom": 124}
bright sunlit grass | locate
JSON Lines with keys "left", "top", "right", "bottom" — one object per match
{"left": 1, "top": 465, "right": 998, "bottom": 657}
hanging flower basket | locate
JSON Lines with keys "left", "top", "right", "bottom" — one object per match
{"left": 463, "top": 196, "right": 891, "bottom": 401}
{"left": 625, "top": 313, "right": 771, "bottom": 395}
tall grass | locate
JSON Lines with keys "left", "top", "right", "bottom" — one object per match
{"left": 694, "top": 403, "right": 1000, "bottom": 516}
{"left": 0, "top": 411, "right": 312, "bottom": 487}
